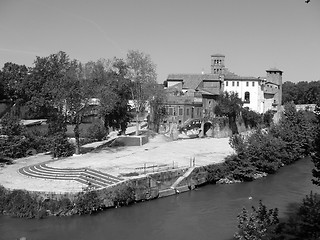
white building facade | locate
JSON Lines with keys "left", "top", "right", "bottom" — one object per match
{"left": 211, "top": 54, "right": 282, "bottom": 113}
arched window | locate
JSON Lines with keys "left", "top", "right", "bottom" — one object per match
{"left": 244, "top": 92, "right": 250, "bottom": 103}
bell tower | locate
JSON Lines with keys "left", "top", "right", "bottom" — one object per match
{"left": 211, "top": 54, "right": 225, "bottom": 75}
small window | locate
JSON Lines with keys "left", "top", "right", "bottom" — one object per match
{"left": 237, "top": 81, "right": 239, "bottom": 87}
{"left": 179, "top": 108, "right": 183, "bottom": 116}
{"left": 186, "top": 108, "right": 190, "bottom": 115}
{"left": 244, "top": 92, "right": 250, "bottom": 102}
{"left": 246, "top": 82, "right": 249, "bottom": 87}
{"left": 226, "top": 81, "right": 228, "bottom": 86}
{"left": 232, "top": 81, "right": 235, "bottom": 87}
{"left": 252, "top": 82, "right": 255, "bottom": 87}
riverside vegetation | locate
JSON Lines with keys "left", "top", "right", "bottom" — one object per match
{"left": 234, "top": 101, "right": 320, "bottom": 240}
{"left": 0, "top": 102, "right": 318, "bottom": 219}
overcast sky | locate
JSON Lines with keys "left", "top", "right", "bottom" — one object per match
{"left": 0, "top": 0, "right": 319, "bottom": 83}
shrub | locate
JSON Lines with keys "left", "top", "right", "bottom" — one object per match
{"left": 112, "top": 184, "right": 136, "bottom": 207}
{"left": 74, "top": 190, "right": 103, "bottom": 215}
{"left": 51, "top": 134, "right": 75, "bottom": 158}
{"left": 86, "top": 120, "right": 107, "bottom": 141}
{"left": 203, "top": 163, "right": 228, "bottom": 183}
{"left": 241, "top": 108, "right": 262, "bottom": 129}
{"left": 4, "top": 190, "right": 38, "bottom": 218}
{"left": 262, "top": 110, "right": 275, "bottom": 127}
{"left": 234, "top": 200, "right": 279, "bottom": 240}
{"left": 0, "top": 136, "right": 31, "bottom": 159}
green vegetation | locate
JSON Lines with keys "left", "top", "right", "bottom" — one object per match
{"left": 234, "top": 192, "right": 320, "bottom": 240}
{"left": 0, "top": 182, "right": 140, "bottom": 218}
{"left": 0, "top": 50, "right": 163, "bottom": 158}
{"left": 215, "top": 91, "right": 243, "bottom": 134}
{"left": 234, "top": 101, "right": 320, "bottom": 239}
{"left": 282, "top": 80, "right": 320, "bottom": 104}
{"left": 312, "top": 101, "right": 320, "bottom": 186}
{"left": 235, "top": 201, "right": 280, "bottom": 240}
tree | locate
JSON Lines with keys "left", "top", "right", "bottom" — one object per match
{"left": 0, "top": 62, "right": 29, "bottom": 103}
{"left": 24, "top": 51, "right": 72, "bottom": 119}
{"left": 242, "top": 108, "right": 262, "bottom": 129}
{"left": 282, "top": 80, "right": 320, "bottom": 104}
{"left": 102, "top": 58, "right": 133, "bottom": 135}
{"left": 312, "top": 101, "right": 320, "bottom": 186}
{"left": 215, "top": 91, "right": 243, "bottom": 134}
{"left": 235, "top": 200, "right": 279, "bottom": 240}
{"left": 126, "top": 50, "right": 158, "bottom": 135}
{"left": 149, "top": 84, "right": 167, "bottom": 133}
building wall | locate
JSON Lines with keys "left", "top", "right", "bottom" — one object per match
{"left": 224, "top": 79, "right": 264, "bottom": 113}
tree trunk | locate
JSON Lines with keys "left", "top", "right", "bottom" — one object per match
{"left": 74, "top": 115, "right": 81, "bottom": 155}
{"left": 135, "top": 111, "right": 139, "bottom": 136}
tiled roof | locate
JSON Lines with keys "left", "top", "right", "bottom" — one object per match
{"left": 167, "top": 73, "right": 220, "bottom": 90}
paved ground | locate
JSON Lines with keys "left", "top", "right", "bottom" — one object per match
{"left": 0, "top": 135, "right": 234, "bottom": 193}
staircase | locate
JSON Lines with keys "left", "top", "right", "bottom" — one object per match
{"left": 19, "top": 163, "right": 123, "bottom": 190}
{"left": 170, "top": 167, "right": 195, "bottom": 190}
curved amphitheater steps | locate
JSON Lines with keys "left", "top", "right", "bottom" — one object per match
{"left": 19, "top": 163, "right": 123, "bottom": 190}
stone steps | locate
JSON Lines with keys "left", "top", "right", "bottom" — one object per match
{"left": 18, "top": 163, "right": 124, "bottom": 190}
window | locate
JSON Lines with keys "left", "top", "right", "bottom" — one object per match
{"left": 244, "top": 92, "right": 250, "bottom": 103}
{"left": 232, "top": 81, "right": 235, "bottom": 87}
{"left": 252, "top": 82, "right": 255, "bottom": 87}
{"left": 168, "top": 107, "right": 173, "bottom": 115}
{"left": 225, "top": 81, "right": 228, "bottom": 86}
{"left": 246, "top": 82, "right": 249, "bottom": 87}
{"left": 237, "top": 81, "right": 239, "bottom": 87}
{"left": 186, "top": 108, "right": 190, "bottom": 115}
{"left": 179, "top": 108, "right": 183, "bottom": 116}
{"left": 197, "top": 108, "right": 200, "bottom": 116}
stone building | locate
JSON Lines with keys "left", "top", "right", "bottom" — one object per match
{"left": 211, "top": 54, "right": 282, "bottom": 113}
{"left": 163, "top": 54, "right": 283, "bottom": 127}
{"left": 164, "top": 73, "right": 223, "bottom": 125}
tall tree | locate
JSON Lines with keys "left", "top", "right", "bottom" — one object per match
{"left": 126, "top": 50, "right": 158, "bottom": 135}
{"left": 102, "top": 59, "right": 132, "bottom": 134}
{"left": 149, "top": 83, "right": 167, "bottom": 133}
{"left": 215, "top": 91, "right": 243, "bottom": 134}
{"left": 25, "top": 51, "right": 72, "bottom": 118}
{"left": 0, "top": 62, "right": 28, "bottom": 103}
{"left": 312, "top": 101, "right": 320, "bottom": 186}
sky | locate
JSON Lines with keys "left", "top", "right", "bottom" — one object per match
{"left": 0, "top": 0, "right": 319, "bottom": 84}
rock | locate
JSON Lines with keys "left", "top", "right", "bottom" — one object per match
{"left": 217, "top": 178, "right": 241, "bottom": 184}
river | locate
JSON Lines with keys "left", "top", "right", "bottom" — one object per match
{"left": 1, "top": 157, "right": 319, "bottom": 240}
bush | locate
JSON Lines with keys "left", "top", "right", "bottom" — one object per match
{"left": 86, "top": 120, "right": 107, "bottom": 141}
{"left": 235, "top": 201, "right": 280, "bottom": 240}
{"left": 51, "top": 134, "right": 75, "bottom": 158}
{"left": 241, "top": 108, "right": 262, "bottom": 129}
{"left": 0, "top": 136, "right": 31, "bottom": 159}
{"left": 3, "top": 190, "right": 38, "bottom": 218}
{"left": 203, "top": 163, "right": 228, "bottom": 183}
{"left": 112, "top": 184, "right": 136, "bottom": 207}
{"left": 262, "top": 110, "right": 275, "bottom": 127}
{"left": 74, "top": 191, "right": 103, "bottom": 215}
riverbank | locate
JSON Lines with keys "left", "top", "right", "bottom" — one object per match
{"left": 0, "top": 135, "right": 234, "bottom": 192}
{"left": 0, "top": 134, "right": 237, "bottom": 218}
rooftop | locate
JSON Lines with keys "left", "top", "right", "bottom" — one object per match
{"left": 167, "top": 73, "right": 221, "bottom": 90}
{"left": 266, "top": 68, "right": 283, "bottom": 72}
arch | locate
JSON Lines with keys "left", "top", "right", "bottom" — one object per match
{"left": 203, "top": 122, "right": 213, "bottom": 137}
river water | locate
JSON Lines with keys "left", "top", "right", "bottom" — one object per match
{"left": 1, "top": 157, "right": 319, "bottom": 240}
